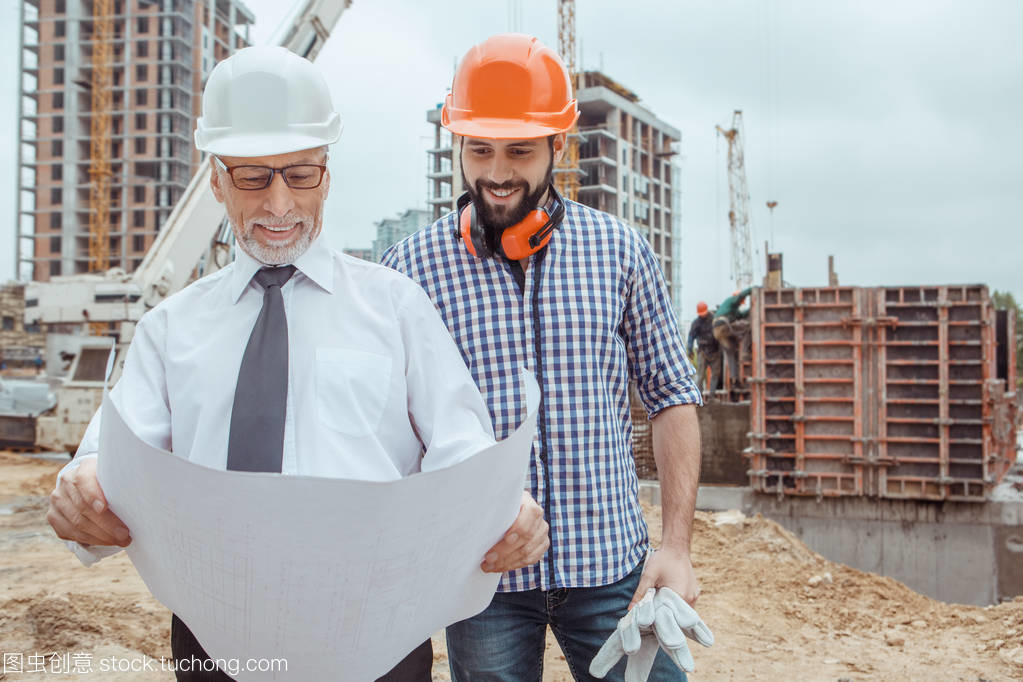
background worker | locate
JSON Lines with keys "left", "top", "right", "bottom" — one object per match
{"left": 383, "top": 34, "right": 705, "bottom": 681}
{"left": 46, "top": 46, "right": 547, "bottom": 682}
{"left": 686, "top": 301, "right": 721, "bottom": 398}
{"left": 712, "top": 287, "right": 752, "bottom": 390}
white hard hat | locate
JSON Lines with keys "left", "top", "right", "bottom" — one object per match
{"left": 194, "top": 46, "right": 342, "bottom": 157}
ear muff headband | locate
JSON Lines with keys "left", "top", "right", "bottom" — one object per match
{"left": 455, "top": 184, "right": 565, "bottom": 260}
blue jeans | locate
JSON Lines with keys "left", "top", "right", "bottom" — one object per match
{"left": 446, "top": 563, "right": 687, "bottom": 681}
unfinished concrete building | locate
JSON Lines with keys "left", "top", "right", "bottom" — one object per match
{"left": 372, "top": 208, "right": 431, "bottom": 263}
{"left": 425, "top": 71, "right": 683, "bottom": 314}
{"left": 16, "top": 0, "right": 254, "bottom": 282}
{"left": 341, "top": 247, "right": 373, "bottom": 262}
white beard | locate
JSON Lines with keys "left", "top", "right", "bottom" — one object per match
{"left": 237, "top": 228, "right": 316, "bottom": 266}
{"left": 233, "top": 212, "right": 320, "bottom": 266}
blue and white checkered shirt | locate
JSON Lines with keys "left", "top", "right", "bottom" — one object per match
{"left": 381, "top": 200, "right": 701, "bottom": 592}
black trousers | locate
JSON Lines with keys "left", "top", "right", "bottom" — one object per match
{"left": 171, "top": 614, "right": 433, "bottom": 681}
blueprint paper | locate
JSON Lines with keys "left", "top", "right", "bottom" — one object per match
{"left": 96, "top": 372, "right": 539, "bottom": 681}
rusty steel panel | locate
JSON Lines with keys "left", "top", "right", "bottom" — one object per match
{"left": 878, "top": 285, "right": 990, "bottom": 501}
{"left": 748, "top": 287, "right": 866, "bottom": 498}
{"left": 748, "top": 284, "right": 1016, "bottom": 502}
{"left": 996, "top": 308, "right": 1017, "bottom": 391}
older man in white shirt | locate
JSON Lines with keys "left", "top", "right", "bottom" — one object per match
{"left": 46, "top": 46, "right": 547, "bottom": 682}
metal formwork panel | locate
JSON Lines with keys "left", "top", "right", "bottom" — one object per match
{"left": 986, "top": 378, "right": 1018, "bottom": 484}
{"left": 747, "top": 287, "right": 865, "bottom": 497}
{"left": 877, "top": 285, "right": 990, "bottom": 501}
{"left": 1011, "top": 310, "right": 1019, "bottom": 389}
{"left": 996, "top": 308, "right": 1017, "bottom": 392}
{"left": 749, "top": 287, "right": 796, "bottom": 494}
{"left": 748, "top": 284, "right": 1015, "bottom": 502}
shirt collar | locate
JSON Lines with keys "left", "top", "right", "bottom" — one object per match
{"left": 228, "top": 234, "right": 335, "bottom": 304}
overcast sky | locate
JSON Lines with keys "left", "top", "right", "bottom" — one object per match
{"left": 1, "top": 0, "right": 1020, "bottom": 318}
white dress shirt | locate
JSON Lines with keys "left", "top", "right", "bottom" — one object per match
{"left": 65, "top": 236, "right": 496, "bottom": 565}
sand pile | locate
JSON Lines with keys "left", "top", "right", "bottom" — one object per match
{"left": 1, "top": 452, "right": 1019, "bottom": 680}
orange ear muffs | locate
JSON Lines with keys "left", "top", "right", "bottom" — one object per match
{"left": 455, "top": 185, "right": 565, "bottom": 261}
{"left": 456, "top": 192, "right": 490, "bottom": 258}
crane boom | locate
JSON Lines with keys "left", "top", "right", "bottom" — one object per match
{"left": 716, "top": 110, "right": 753, "bottom": 290}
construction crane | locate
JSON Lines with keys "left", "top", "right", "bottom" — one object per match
{"left": 716, "top": 110, "right": 754, "bottom": 290}
{"left": 554, "top": 0, "right": 580, "bottom": 201}
{"left": 87, "top": 0, "right": 113, "bottom": 278}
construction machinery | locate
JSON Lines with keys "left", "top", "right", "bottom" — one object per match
{"left": 0, "top": 375, "right": 57, "bottom": 450}
{"left": 716, "top": 110, "right": 754, "bottom": 290}
{"left": 23, "top": 0, "right": 353, "bottom": 452}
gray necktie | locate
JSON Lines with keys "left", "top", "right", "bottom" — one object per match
{"left": 226, "top": 265, "right": 297, "bottom": 473}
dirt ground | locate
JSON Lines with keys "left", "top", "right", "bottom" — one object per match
{"left": 1, "top": 451, "right": 1021, "bottom": 681}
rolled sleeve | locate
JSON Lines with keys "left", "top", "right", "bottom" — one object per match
{"left": 622, "top": 235, "right": 703, "bottom": 417}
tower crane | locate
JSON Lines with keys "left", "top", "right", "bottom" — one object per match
{"left": 716, "top": 110, "right": 754, "bottom": 290}
{"left": 87, "top": 0, "right": 113, "bottom": 279}
{"left": 554, "top": 0, "right": 580, "bottom": 201}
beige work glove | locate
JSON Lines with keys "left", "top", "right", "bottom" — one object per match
{"left": 589, "top": 587, "right": 714, "bottom": 681}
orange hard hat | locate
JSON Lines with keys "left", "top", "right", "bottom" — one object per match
{"left": 697, "top": 301, "right": 709, "bottom": 315}
{"left": 442, "top": 33, "right": 580, "bottom": 139}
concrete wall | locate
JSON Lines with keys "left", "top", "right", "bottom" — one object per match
{"left": 750, "top": 494, "right": 1021, "bottom": 606}
{"left": 697, "top": 402, "right": 749, "bottom": 485}
{"left": 640, "top": 483, "right": 1023, "bottom": 606}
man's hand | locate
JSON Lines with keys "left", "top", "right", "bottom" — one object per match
{"left": 481, "top": 490, "right": 548, "bottom": 573}
{"left": 628, "top": 547, "right": 700, "bottom": 610}
{"left": 47, "top": 457, "right": 131, "bottom": 548}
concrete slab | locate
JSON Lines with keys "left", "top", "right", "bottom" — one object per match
{"left": 696, "top": 485, "right": 753, "bottom": 512}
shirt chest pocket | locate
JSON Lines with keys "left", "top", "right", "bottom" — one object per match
{"left": 315, "top": 348, "right": 393, "bottom": 437}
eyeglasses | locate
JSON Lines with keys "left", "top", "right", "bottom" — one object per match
{"left": 214, "top": 156, "right": 327, "bottom": 191}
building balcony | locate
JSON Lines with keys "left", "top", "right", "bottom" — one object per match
{"left": 578, "top": 183, "right": 618, "bottom": 195}
{"left": 579, "top": 125, "right": 617, "bottom": 140}
{"left": 579, "top": 155, "right": 617, "bottom": 168}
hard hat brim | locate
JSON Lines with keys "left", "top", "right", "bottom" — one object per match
{"left": 196, "top": 129, "right": 342, "bottom": 158}
{"left": 196, "top": 113, "right": 342, "bottom": 158}
{"left": 444, "top": 112, "right": 580, "bottom": 140}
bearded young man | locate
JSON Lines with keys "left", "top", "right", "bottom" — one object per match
{"left": 383, "top": 34, "right": 709, "bottom": 681}
{"left": 47, "top": 45, "right": 547, "bottom": 682}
